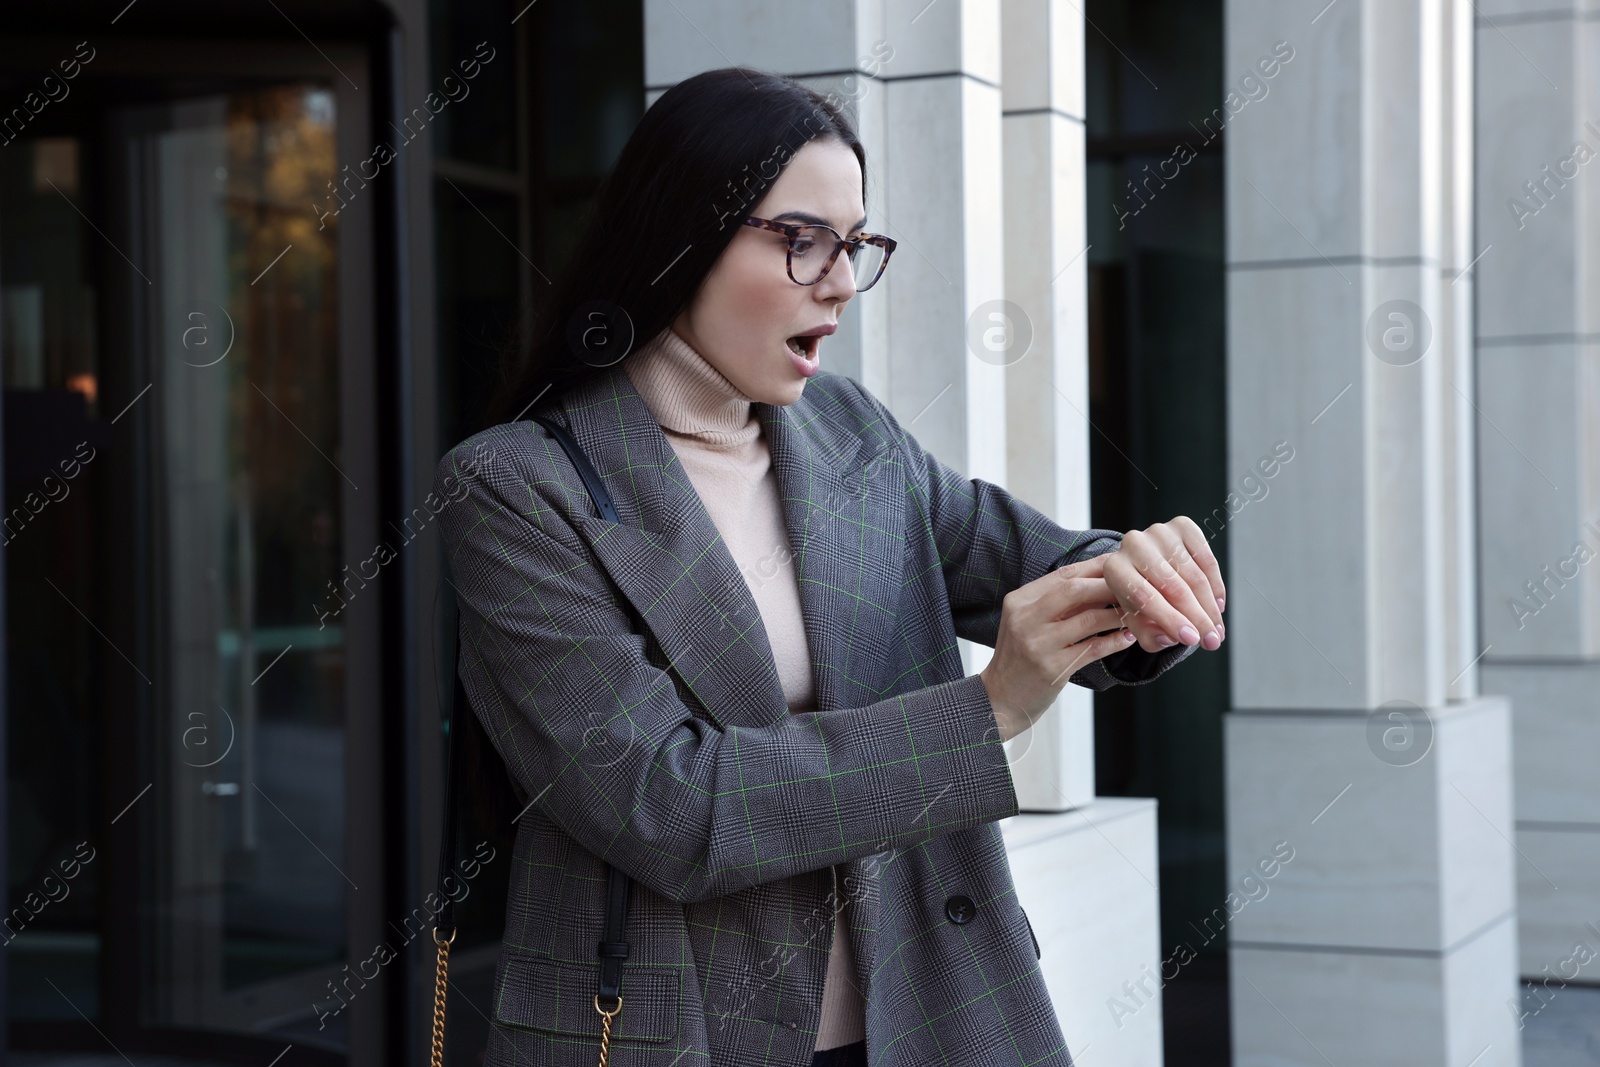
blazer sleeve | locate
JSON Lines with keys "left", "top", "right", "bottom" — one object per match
{"left": 435, "top": 441, "right": 1022, "bottom": 906}
{"left": 848, "top": 379, "right": 1196, "bottom": 692}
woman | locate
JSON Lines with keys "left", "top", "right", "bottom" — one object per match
{"left": 435, "top": 67, "right": 1223, "bottom": 1067}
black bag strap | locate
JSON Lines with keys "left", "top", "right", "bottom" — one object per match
{"left": 534, "top": 413, "right": 621, "bottom": 524}
{"left": 437, "top": 411, "right": 632, "bottom": 1013}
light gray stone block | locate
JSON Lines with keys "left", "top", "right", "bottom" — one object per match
{"left": 1224, "top": 0, "right": 1361, "bottom": 263}
{"left": 1225, "top": 696, "right": 1515, "bottom": 952}
{"left": 1474, "top": 15, "right": 1588, "bottom": 338}
{"left": 883, "top": 73, "right": 1008, "bottom": 482}
{"left": 1002, "top": 798, "right": 1165, "bottom": 1067}
{"left": 1475, "top": 344, "right": 1600, "bottom": 657}
{"left": 879, "top": 0, "right": 1000, "bottom": 82}
{"left": 1000, "top": 0, "right": 1084, "bottom": 117}
{"left": 1482, "top": 662, "right": 1600, "bottom": 823}
{"left": 1224, "top": 265, "right": 1373, "bottom": 709}
{"left": 1230, "top": 914, "right": 1522, "bottom": 1067}
{"left": 1512, "top": 826, "right": 1600, "bottom": 981}
{"left": 644, "top": 0, "right": 868, "bottom": 88}
{"left": 1002, "top": 109, "right": 1089, "bottom": 527}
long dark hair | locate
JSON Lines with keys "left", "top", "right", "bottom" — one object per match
{"left": 479, "top": 67, "right": 868, "bottom": 430}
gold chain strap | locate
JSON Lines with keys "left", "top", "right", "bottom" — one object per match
{"left": 594, "top": 994, "right": 623, "bottom": 1067}
{"left": 433, "top": 927, "right": 620, "bottom": 1067}
{"left": 431, "top": 928, "right": 457, "bottom": 1067}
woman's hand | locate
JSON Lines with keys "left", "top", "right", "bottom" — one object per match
{"left": 979, "top": 553, "right": 1140, "bottom": 742}
{"left": 1101, "top": 516, "right": 1227, "bottom": 654}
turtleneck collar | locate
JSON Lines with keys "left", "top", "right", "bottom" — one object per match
{"left": 623, "top": 326, "right": 761, "bottom": 451}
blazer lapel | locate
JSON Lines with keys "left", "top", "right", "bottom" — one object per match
{"left": 554, "top": 365, "right": 904, "bottom": 728}
{"left": 757, "top": 382, "right": 906, "bottom": 714}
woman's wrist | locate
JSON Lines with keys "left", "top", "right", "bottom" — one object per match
{"left": 979, "top": 668, "right": 1031, "bottom": 744}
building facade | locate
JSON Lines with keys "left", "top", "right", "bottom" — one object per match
{"left": 1, "top": 1, "right": 1594, "bottom": 1065}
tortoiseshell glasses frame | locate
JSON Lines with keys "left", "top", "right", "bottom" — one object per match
{"left": 742, "top": 216, "right": 897, "bottom": 291}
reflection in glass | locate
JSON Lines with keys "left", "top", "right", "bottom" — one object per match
{"left": 140, "top": 84, "right": 347, "bottom": 1034}
{"left": 0, "top": 133, "right": 107, "bottom": 1022}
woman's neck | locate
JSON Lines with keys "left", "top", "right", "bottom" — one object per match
{"left": 623, "top": 326, "right": 759, "bottom": 450}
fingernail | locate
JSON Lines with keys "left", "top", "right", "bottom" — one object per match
{"left": 1156, "top": 635, "right": 1176, "bottom": 648}
{"left": 1202, "top": 630, "right": 1221, "bottom": 650}
{"left": 1218, "top": 621, "right": 1226, "bottom": 639}
{"left": 1179, "top": 625, "right": 1200, "bottom": 645}
{"left": 1122, "top": 629, "right": 1137, "bottom": 642}
{"left": 1217, "top": 597, "right": 1226, "bottom": 613}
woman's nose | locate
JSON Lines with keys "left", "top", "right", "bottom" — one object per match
{"left": 817, "top": 254, "right": 857, "bottom": 302}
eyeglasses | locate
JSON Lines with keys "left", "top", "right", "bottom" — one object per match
{"left": 743, "top": 216, "right": 897, "bottom": 292}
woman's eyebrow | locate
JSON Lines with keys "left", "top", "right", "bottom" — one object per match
{"left": 772, "top": 209, "right": 870, "bottom": 233}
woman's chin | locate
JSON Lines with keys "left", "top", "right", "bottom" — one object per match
{"left": 755, "top": 378, "right": 808, "bottom": 407}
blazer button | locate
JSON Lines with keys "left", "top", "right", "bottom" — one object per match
{"left": 945, "top": 894, "right": 977, "bottom": 925}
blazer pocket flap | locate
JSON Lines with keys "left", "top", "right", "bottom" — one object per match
{"left": 1021, "top": 906, "right": 1041, "bottom": 960}
{"left": 495, "top": 951, "right": 681, "bottom": 1044}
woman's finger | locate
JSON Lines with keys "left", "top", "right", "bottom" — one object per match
{"left": 1054, "top": 605, "right": 1128, "bottom": 646}
{"left": 1041, "top": 574, "right": 1114, "bottom": 622}
{"left": 1167, "top": 515, "right": 1227, "bottom": 614}
{"left": 1102, "top": 535, "right": 1204, "bottom": 649}
{"left": 1143, "top": 521, "right": 1222, "bottom": 639}
{"left": 1053, "top": 551, "right": 1108, "bottom": 580}
{"left": 1048, "top": 625, "right": 1141, "bottom": 686}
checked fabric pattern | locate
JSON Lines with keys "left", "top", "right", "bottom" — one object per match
{"left": 434, "top": 363, "right": 1196, "bottom": 1067}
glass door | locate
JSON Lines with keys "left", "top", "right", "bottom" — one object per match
{"left": 3, "top": 46, "right": 380, "bottom": 1060}
{"left": 124, "top": 82, "right": 356, "bottom": 1035}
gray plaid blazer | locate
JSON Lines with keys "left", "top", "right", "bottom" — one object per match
{"left": 434, "top": 363, "right": 1195, "bottom": 1067}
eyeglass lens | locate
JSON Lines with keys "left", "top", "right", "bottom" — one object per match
{"left": 790, "top": 225, "right": 887, "bottom": 290}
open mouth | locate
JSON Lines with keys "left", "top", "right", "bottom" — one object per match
{"left": 785, "top": 335, "right": 819, "bottom": 360}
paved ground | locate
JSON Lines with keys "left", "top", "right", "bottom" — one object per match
{"left": 1521, "top": 982, "right": 1600, "bottom": 1066}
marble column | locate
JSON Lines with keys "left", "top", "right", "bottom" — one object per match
{"left": 996, "top": 0, "right": 1096, "bottom": 813}
{"left": 1223, "top": 0, "right": 1521, "bottom": 1062}
{"left": 1471, "top": 0, "right": 1600, "bottom": 1000}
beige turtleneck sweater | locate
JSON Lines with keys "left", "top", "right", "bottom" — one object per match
{"left": 624, "top": 326, "right": 866, "bottom": 1052}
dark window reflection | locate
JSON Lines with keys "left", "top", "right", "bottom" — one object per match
{"left": 427, "top": 0, "right": 518, "bottom": 170}
{"left": 0, "top": 132, "right": 107, "bottom": 1021}
{"left": 1085, "top": 2, "right": 1230, "bottom": 1065}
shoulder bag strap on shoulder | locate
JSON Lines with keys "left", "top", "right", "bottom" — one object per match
{"left": 435, "top": 414, "right": 634, "bottom": 1054}
{"left": 527, "top": 413, "right": 632, "bottom": 1010}
{"left": 531, "top": 413, "right": 622, "bottom": 525}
